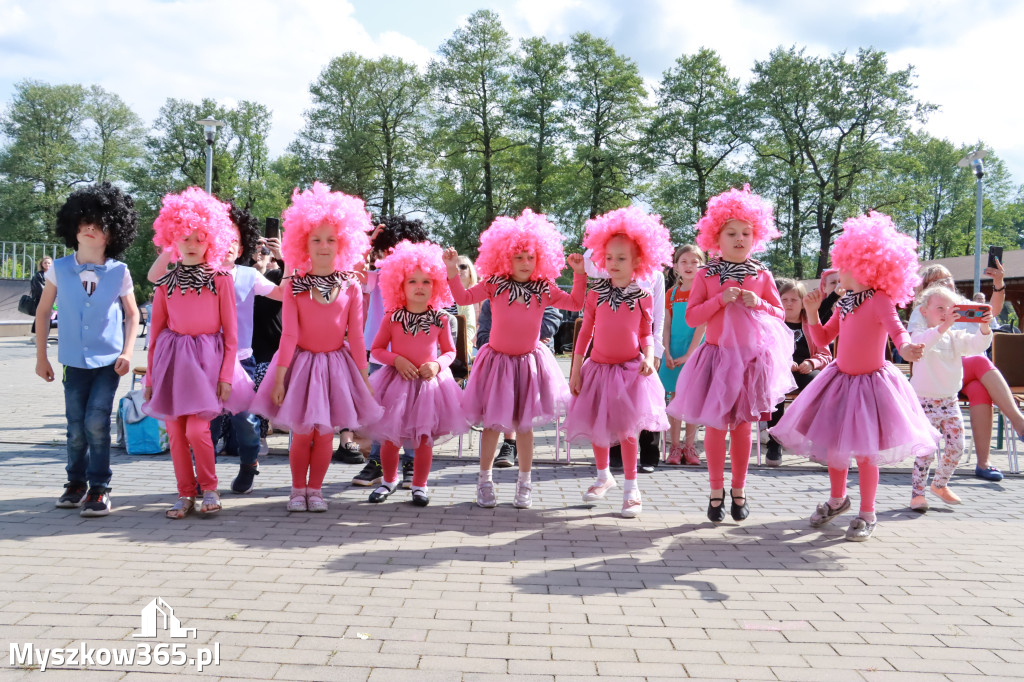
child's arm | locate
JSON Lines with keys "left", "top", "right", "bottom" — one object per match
{"left": 876, "top": 296, "right": 922, "bottom": 362}
{"left": 369, "top": 320, "right": 418, "bottom": 380}
{"left": 638, "top": 295, "right": 656, "bottom": 376}
{"left": 684, "top": 275, "right": 724, "bottom": 327}
{"left": 34, "top": 281, "right": 58, "bottom": 382}
{"left": 547, "top": 256, "right": 587, "bottom": 311}
{"left": 271, "top": 282, "right": 298, "bottom": 405}
{"left": 741, "top": 273, "right": 785, "bottom": 319}
{"left": 662, "top": 307, "right": 674, "bottom": 368}
{"left": 116, "top": 290, "right": 141, "bottom": 377}
{"left": 569, "top": 291, "right": 597, "bottom": 395}
{"left": 217, "top": 274, "right": 238, "bottom": 401}
{"left": 685, "top": 323, "right": 706, "bottom": 361}
{"left": 420, "top": 324, "right": 457, "bottom": 381}
{"left": 254, "top": 271, "right": 283, "bottom": 302}
{"left": 146, "top": 250, "right": 174, "bottom": 284}
{"left": 143, "top": 286, "right": 168, "bottom": 398}
{"left": 443, "top": 247, "right": 490, "bottom": 306}
{"left": 344, "top": 285, "right": 372, "bottom": 392}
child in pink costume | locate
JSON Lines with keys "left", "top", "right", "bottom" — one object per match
{"left": 144, "top": 188, "right": 254, "bottom": 519}
{"left": 770, "top": 212, "right": 938, "bottom": 542}
{"left": 366, "top": 240, "right": 469, "bottom": 507}
{"left": 443, "top": 209, "right": 586, "bottom": 509}
{"left": 667, "top": 186, "right": 796, "bottom": 523}
{"left": 250, "top": 183, "right": 383, "bottom": 513}
{"left": 565, "top": 207, "right": 673, "bottom": 518}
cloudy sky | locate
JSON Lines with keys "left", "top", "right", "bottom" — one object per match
{"left": 1, "top": 0, "right": 1022, "bottom": 183}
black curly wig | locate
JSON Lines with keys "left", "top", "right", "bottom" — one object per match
{"left": 371, "top": 214, "right": 429, "bottom": 255}
{"left": 55, "top": 182, "right": 139, "bottom": 259}
{"left": 229, "top": 202, "right": 262, "bottom": 264}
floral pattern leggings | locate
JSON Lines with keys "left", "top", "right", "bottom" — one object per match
{"left": 912, "top": 396, "right": 964, "bottom": 496}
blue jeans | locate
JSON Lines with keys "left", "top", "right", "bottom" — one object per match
{"left": 63, "top": 364, "right": 119, "bottom": 487}
{"left": 367, "top": 362, "right": 413, "bottom": 464}
{"left": 210, "top": 355, "right": 261, "bottom": 466}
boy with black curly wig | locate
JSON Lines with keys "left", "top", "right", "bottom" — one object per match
{"left": 35, "top": 182, "right": 141, "bottom": 517}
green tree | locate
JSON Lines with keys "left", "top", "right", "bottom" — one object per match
{"left": 565, "top": 33, "right": 647, "bottom": 225}
{"left": 83, "top": 85, "right": 145, "bottom": 185}
{"left": 509, "top": 37, "right": 569, "bottom": 214}
{"left": 0, "top": 80, "right": 89, "bottom": 238}
{"left": 429, "top": 9, "right": 516, "bottom": 231}
{"left": 649, "top": 48, "right": 747, "bottom": 220}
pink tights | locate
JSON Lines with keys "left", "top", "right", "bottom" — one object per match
{"left": 592, "top": 438, "right": 638, "bottom": 480}
{"left": 381, "top": 438, "right": 433, "bottom": 487}
{"left": 829, "top": 457, "right": 879, "bottom": 513}
{"left": 166, "top": 415, "right": 217, "bottom": 497}
{"left": 705, "top": 423, "right": 752, "bottom": 490}
{"left": 290, "top": 430, "right": 334, "bottom": 490}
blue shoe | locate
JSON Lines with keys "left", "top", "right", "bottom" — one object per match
{"left": 975, "top": 466, "right": 1004, "bottom": 482}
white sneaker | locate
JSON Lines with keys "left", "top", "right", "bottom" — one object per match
{"left": 476, "top": 480, "right": 497, "bottom": 508}
{"left": 258, "top": 438, "right": 269, "bottom": 457}
{"left": 513, "top": 480, "right": 533, "bottom": 509}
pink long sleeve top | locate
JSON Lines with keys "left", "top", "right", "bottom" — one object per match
{"left": 370, "top": 310, "right": 456, "bottom": 370}
{"left": 276, "top": 279, "right": 368, "bottom": 370}
{"left": 574, "top": 284, "right": 654, "bottom": 365}
{"left": 448, "top": 272, "right": 586, "bottom": 356}
{"left": 685, "top": 264, "right": 784, "bottom": 345}
{"left": 147, "top": 273, "right": 238, "bottom": 384}
{"left": 809, "top": 291, "right": 911, "bottom": 376}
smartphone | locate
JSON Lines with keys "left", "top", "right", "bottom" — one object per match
{"left": 265, "top": 217, "right": 280, "bottom": 240}
{"left": 988, "top": 245, "right": 1003, "bottom": 270}
{"left": 954, "top": 303, "right": 990, "bottom": 323}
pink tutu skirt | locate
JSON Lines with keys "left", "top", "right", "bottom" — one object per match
{"left": 667, "top": 305, "right": 796, "bottom": 430}
{"left": 768, "top": 362, "right": 939, "bottom": 468}
{"left": 564, "top": 357, "right": 670, "bottom": 447}
{"left": 250, "top": 346, "right": 383, "bottom": 435}
{"left": 367, "top": 365, "right": 469, "bottom": 446}
{"left": 461, "top": 343, "right": 570, "bottom": 432}
{"left": 143, "top": 330, "right": 254, "bottom": 421}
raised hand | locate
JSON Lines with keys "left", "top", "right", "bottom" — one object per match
{"left": 442, "top": 247, "right": 460, "bottom": 278}
{"left": 566, "top": 253, "right": 585, "bottom": 274}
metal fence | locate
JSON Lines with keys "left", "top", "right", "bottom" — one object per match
{"left": 0, "top": 242, "right": 72, "bottom": 280}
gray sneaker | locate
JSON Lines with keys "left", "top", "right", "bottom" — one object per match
{"left": 476, "top": 480, "right": 497, "bottom": 508}
{"left": 513, "top": 480, "right": 532, "bottom": 509}
{"left": 845, "top": 517, "right": 876, "bottom": 542}
{"left": 809, "top": 496, "right": 851, "bottom": 528}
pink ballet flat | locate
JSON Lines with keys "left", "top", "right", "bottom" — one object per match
{"left": 583, "top": 478, "right": 617, "bottom": 503}
{"left": 666, "top": 446, "right": 683, "bottom": 465}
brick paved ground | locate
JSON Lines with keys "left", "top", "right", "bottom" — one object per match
{"left": 1, "top": 336, "right": 1022, "bottom": 680}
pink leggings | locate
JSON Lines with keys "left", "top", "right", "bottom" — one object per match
{"left": 829, "top": 457, "right": 879, "bottom": 513}
{"left": 381, "top": 439, "right": 433, "bottom": 488}
{"left": 961, "top": 355, "right": 995, "bottom": 406}
{"left": 593, "top": 438, "right": 638, "bottom": 481}
{"left": 290, "top": 430, "right": 333, "bottom": 490}
{"left": 705, "top": 423, "right": 752, "bottom": 490}
{"left": 166, "top": 415, "right": 217, "bottom": 498}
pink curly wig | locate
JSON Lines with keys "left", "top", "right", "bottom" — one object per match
{"left": 474, "top": 208, "right": 566, "bottom": 281}
{"left": 376, "top": 240, "right": 454, "bottom": 311}
{"left": 152, "top": 187, "right": 234, "bottom": 265}
{"left": 280, "top": 182, "right": 372, "bottom": 275}
{"left": 582, "top": 206, "right": 674, "bottom": 280}
{"left": 695, "top": 184, "right": 779, "bottom": 255}
{"left": 830, "top": 211, "right": 920, "bottom": 306}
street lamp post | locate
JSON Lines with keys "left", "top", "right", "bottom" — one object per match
{"left": 196, "top": 117, "right": 225, "bottom": 194}
{"left": 958, "top": 149, "right": 988, "bottom": 295}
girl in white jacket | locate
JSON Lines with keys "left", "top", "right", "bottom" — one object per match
{"left": 908, "top": 286, "right": 993, "bottom": 511}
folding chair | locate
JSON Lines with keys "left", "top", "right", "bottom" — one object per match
{"left": 991, "top": 332, "right": 1024, "bottom": 474}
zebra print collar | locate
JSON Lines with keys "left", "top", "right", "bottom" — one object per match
{"left": 704, "top": 257, "right": 768, "bottom": 285}
{"left": 391, "top": 308, "right": 446, "bottom": 336}
{"left": 157, "top": 263, "right": 219, "bottom": 295}
{"left": 589, "top": 278, "right": 648, "bottom": 312}
{"left": 290, "top": 271, "right": 355, "bottom": 300}
{"left": 488, "top": 276, "right": 550, "bottom": 309}
{"left": 837, "top": 289, "right": 875, "bottom": 319}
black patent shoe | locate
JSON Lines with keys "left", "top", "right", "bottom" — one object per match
{"left": 707, "top": 495, "right": 726, "bottom": 523}
{"left": 368, "top": 483, "right": 395, "bottom": 503}
{"left": 730, "top": 492, "right": 749, "bottom": 521}
{"left": 411, "top": 489, "right": 430, "bottom": 507}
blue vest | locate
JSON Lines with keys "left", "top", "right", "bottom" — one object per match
{"left": 54, "top": 255, "right": 126, "bottom": 369}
